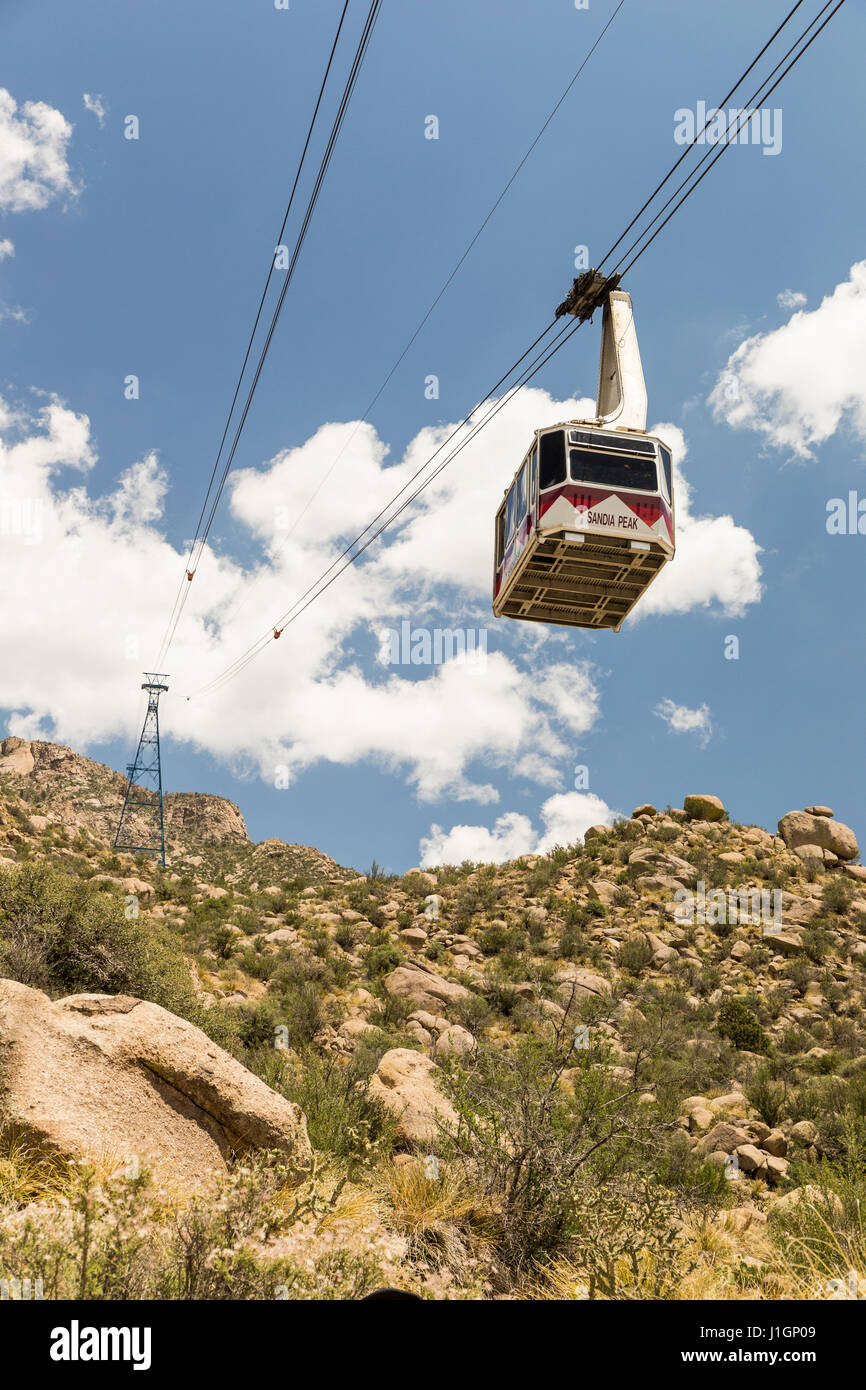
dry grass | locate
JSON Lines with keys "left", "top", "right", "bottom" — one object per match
{"left": 530, "top": 1210, "right": 808, "bottom": 1301}
{"left": 776, "top": 1204, "right": 866, "bottom": 1300}
{"left": 530, "top": 1203, "right": 866, "bottom": 1302}
{"left": 379, "top": 1158, "right": 496, "bottom": 1272}
{"left": 0, "top": 1130, "right": 71, "bottom": 1205}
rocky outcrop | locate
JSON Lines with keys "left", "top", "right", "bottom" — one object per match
{"left": 768, "top": 1185, "right": 843, "bottom": 1221}
{"left": 0, "top": 737, "right": 249, "bottom": 850}
{"left": 383, "top": 960, "right": 472, "bottom": 1014}
{"left": 0, "top": 737, "right": 36, "bottom": 775}
{"left": 367, "top": 1048, "right": 458, "bottom": 1146}
{"left": 684, "top": 794, "right": 726, "bottom": 822}
{"left": 778, "top": 809, "right": 858, "bottom": 861}
{"left": 0, "top": 739, "right": 357, "bottom": 881}
{"left": 555, "top": 966, "right": 612, "bottom": 1001}
{"left": 0, "top": 980, "right": 311, "bottom": 1190}
{"left": 163, "top": 793, "right": 248, "bottom": 846}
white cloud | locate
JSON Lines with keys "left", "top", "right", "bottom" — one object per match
{"left": 709, "top": 260, "right": 866, "bottom": 458}
{"left": 0, "top": 89, "right": 77, "bottom": 213}
{"left": 419, "top": 790, "right": 616, "bottom": 866}
{"left": 82, "top": 94, "right": 106, "bottom": 128}
{"left": 420, "top": 811, "right": 537, "bottom": 866}
{"left": 266, "top": 653, "right": 591, "bottom": 804}
{"left": 0, "top": 238, "right": 13, "bottom": 260}
{"left": 777, "top": 289, "right": 806, "bottom": 310}
{"left": 0, "top": 377, "right": 755, "bottom": 802}
{"left": 228, "top": 391, "right": 760, "bottom": 626}
{"left": 633, "top": 423, "right": 762, "bottom": 619}
{"left": 6, "top": 711, "right": 51, "bottom": 741}
{"left": 654, "top": 697, "right": 713, "bottom": 747}
{"left": 0, "top": 392, "right": 606, "bottom": 802}
{"left": 107, "top": 452, "right": 168, "bottom": 529}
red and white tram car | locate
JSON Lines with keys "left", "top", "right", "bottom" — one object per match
{"left": 493, "top": 283, "right": 675, "bottom": 631}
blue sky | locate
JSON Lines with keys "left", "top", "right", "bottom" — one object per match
{"left": 1, "top": 0, "right": 865, "bottom": 872}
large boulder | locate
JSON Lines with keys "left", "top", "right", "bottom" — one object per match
{"left": 708, "top": 1091, "right": 748, "bottom": 1116}
{"left": 399, "top": 927, "right": 428, "bottom": 951}
{"left": 683, "top": 794, "right": 726, "bottom": 822}
{"left": 767, "top": 931, "right": 806, "bottom": 956}
{"left": 735, "top": 1143, "right": 768, "bottom": 1175}
{"left": 778, "top": 810, "right": 858, "bottom": 861}
{"left": 554, "top": 966, "right": 611, "bottom": 1003}
{"left": 628, "top": 846, "right": 700, "bottom": 886}
{"left": 382, "top": 960, "right": 471, "bottom": 1014}
{"left": 0, "top": 736, "right": 36, "bottom": 775}
{"left": 432, "top": 1024, "right": 476, "bottom": 1058}
{"left": 697, "top": 1122, "right": 751, "bottom": 1155}
{"left": 768, "top": 1185, "right": 843, "bottom": 1221}
{"left": 762, "top": 1129, "right": 788, "bottom": 1158}
{"left": 367, "top": 1048, "right": 458, "bottom": 1146}
{"left": 0, "top": 981, "right": 312, "bottom": 1191}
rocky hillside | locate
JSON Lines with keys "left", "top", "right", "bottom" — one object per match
{"left": 1, "top": 744, "right": 865, "bottom": 1300}
{"left": 0, "top": 735, "right": 351, "bottom": 885}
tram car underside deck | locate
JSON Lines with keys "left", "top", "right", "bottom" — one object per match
{"left": 494, "top": 527, "right": 669, "bottom": 631}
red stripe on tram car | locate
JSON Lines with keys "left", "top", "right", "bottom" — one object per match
{"left": 538, "top": 484, "right": 673, "bottom": 542}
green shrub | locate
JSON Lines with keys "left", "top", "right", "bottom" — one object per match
{"left": 442, "top": 1035, "right": 659, "bottom": 1274}
{"left": 365, "top": 943, "right": 401, "bottom": 978}
{"left": 367, "top": 990, "right": 413, "bottom": 1031}
{"left": 787, "top": 957, "right": 813, "bottom": 995}
{"left": 279, "top": 1051, "right": 395, "bottom": 1159}
{"left": 485, "top": 981, "right": 522, "bottom": 1017}
{"left": 0, "top": 861, "right": 245, "bottom": 1052}
{"left": 779, "top": 1025, "right": 811, "bottom": 1055}
{"left": 558, "top": 925, "right": 585, "bottom": 960}
{"left": 654, "top": 1130, "right": 730, "bottom": 1199}
{"left": 452, "top": 992, "right": 492, "bottom": 1036}
{"left": 236, "top": 997, "right": 286, "bottom": 1051}
{"left": 334, "top": 920, "right": 359, "bottom": 952}
{"left": 716, "top": 998, "right": 767, "bottom": 1053}
{"left": 267, "top": 981, "right": 322, "bottom": 1048}
{"left": 562, "top": 898, "right": 606, "bottom": 934}
{"left": 618, "top": 934, "right": 654, "bottom": 975}
{"left": 211, "top": 924, "right": 238, "bottom": 959}
{"left": 802, "top": 926, "right": 833, "bottom": 964}
{"left": 0, "top": 862, "right": 196, "bottom": 1018}
{"left": 479, "top": 923, "right": 524, "bottom": 956}
{"left": 746, "top": 1064, "right": 788, "bottom": 1126}
{"left": 822, "top": 876, "right": 855, "bottom": 915}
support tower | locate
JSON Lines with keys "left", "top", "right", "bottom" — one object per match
{"left": 114, "top": 673, "right": 169, "bottom": 867}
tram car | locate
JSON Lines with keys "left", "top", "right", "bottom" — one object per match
{"left": 492, "top": 283, "right": 675, "bottom": 631}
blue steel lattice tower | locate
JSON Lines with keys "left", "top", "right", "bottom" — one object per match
{"left": 114, "top": 674, "right": 169, "bottom": 867}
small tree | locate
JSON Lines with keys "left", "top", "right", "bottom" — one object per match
{"left": 746, "top": 1063, "right": 788, "bottom": 1126}
{"left": 717, "top": 998, "right": 767, "bottom": 1053}
{"left": 441, "top": 1006, "right": 664, "bottom": 1275}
